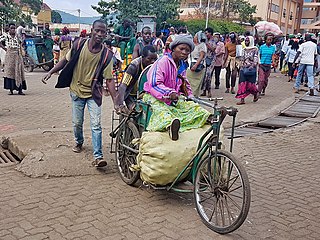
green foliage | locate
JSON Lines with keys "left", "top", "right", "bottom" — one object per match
{"left": 52, "top": 10, "right": 62, "bottom": 23}
{"left": 167, "top": 19, "right": 245, "bottom": 35}
{"left": 237, "top": 0, "right": 257, "bottom": 24}
{"left": 0, "top": 0, "right": 42, "bottom": 26}
{"left": 92, "top": 0, "right": 181, "bottom": 26}
{"left": 222, "top": 0, "right": 256, "bottom": 23}
{"left": 20, "top": 0, "right": 42, "bottom": 15}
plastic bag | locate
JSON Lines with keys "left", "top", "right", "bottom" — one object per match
{"left": 281, "top": 63, "right": 288, "bottom": 74}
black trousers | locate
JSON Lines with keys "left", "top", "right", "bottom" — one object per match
{"left": 225, "top": 64, "right": 237, "bottom": 89}
{"left": 214, "top": 66, "right": 222, "bottom": 87}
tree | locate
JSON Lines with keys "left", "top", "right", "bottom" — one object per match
{"left": 92, "top": 0, "right": 181, "bottom": 26}
{"left": 222, "top": 0, "right": 256, "bottom": 23}
{"left": 20, "top": 0, "right": 42, "bottom": 15}
{"left": 51, "top": 10, "right": 62, "bottom": 23}
{"left": 0, "top": 0, "right": 20, "bottom": 26}
{"left": 0, "top": 0, "right": 42, "bottom": 26}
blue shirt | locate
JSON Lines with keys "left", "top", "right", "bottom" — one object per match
{"left": 259, "top": 44, "right": 276, "bottom": 65}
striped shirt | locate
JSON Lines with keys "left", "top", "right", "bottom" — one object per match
{"left": 0, "top": 33, "right": 21, "bottom": 49}
{"left": 259, "top": 44, "right": 276, "bottom": 65}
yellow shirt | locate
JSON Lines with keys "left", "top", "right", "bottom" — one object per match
{"left": 66, "top": 40, "right": 113, "bottom": 98}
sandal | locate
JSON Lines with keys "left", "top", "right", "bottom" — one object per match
{"left": 236, "top": 101, "right": 245, "bottom": 105}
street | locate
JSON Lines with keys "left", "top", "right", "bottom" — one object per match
{"left": 1, "top": 70, "right": 320, "bottom": 240}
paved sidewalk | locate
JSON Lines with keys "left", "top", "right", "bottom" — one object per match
{"left": 1, "top": 70, "right": 320, "bottom": 239}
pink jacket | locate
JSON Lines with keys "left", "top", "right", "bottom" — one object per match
{"left": 144, "top": 54, "right": 193, "bottom": 105}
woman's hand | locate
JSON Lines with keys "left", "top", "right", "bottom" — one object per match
{"left": 190, "top": 63, "right": 198, "bottom": 72}
{"left": 169, "top": 92, "right": 178, "bottom": 101}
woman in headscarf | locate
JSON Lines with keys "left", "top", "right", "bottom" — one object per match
{"left": 187, "top": 31, "right": 207, "bottom": 97}
{"left": 0, "top": 23, "right": 26, "bottom": 95}
{"left": 258, "top": 35, "right": 276, "bottom": 96}
{"left": 144, "top": 34, "right": 211, "bottom": 141}
{"left": 235, "top": 36, "right": 259, "bottom": 105}
{"left": 59, "top": 27, "right": 72, "bottom": 61}
{"left": 52, "top": 28, "right": 60, "bottom": 67}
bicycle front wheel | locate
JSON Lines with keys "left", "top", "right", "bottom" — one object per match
{"left": 194, "top": 150, "right": 251, "bottom": 234}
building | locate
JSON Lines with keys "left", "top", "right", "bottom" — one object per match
{"left": 179, "top": 0, "right": 303, "bottom": 34}
{"left": 13, "top": 0, "right": 52, "bottom": 33}
{"left": 250, "top": 0, "right": 303, "bottom": 34}
{"left": 300, "top": 0, "right": 320, "bottom": 32}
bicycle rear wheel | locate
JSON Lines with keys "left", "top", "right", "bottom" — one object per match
{"left": 115, "top": 120, "right": 140, "bottom": 185}
{"left": 194, "top": 150, "right": 250, "bottom": 234}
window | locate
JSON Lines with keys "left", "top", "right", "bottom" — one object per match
{"left": 271, "top": 4, "right": 280, "bottom": 13}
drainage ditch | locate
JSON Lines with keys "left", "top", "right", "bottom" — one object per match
{"left": 226, "top": 94, "right": 320, "bottom": 138}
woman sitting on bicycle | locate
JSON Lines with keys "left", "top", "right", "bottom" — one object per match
{"left": 143, "top": 34, "right": 211, "bottom": 141}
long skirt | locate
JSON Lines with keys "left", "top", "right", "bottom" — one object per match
{"left": 187, "top": 68, "right": 205, "bottom": 97}
{"left": 201, "top": 61, "right": 215, "bottom": 91}
{"left": 258, "top": 64, "right": 271, "bottom": 93}
{"left": 236, "top": 69, "right": 258, "bottom": 99}
{"left": 3, "top": 48, "right": 26, "bottom": 91}
{"left": 143, "top": 94, "right": 211, "bottom": 132}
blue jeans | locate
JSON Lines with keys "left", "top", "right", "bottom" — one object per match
{"left": 70, "top": 92, "right": 103, "bottom": 159}
{"left": 294, "top": 64, "right": 314, "bottom": 89}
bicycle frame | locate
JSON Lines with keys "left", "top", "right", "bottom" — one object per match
{"left": 167, "top": 99, "right": 238, "bottom": 193}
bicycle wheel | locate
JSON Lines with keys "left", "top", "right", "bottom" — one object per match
{"left": 23, "top": 56, "right": 34, "bottom": 72}
{"left": 115, "top": 120, "right": 140, "bottom": 185}
{"left": 194, "top": 150, "right": 251, "bottom": 234}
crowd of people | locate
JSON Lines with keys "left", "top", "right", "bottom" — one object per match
{"left": 1, "top": 19, "right": 319, "bottom": 168}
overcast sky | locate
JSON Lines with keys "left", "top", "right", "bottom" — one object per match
{"left": 43, "top": 0, "right": 102, "bottom": 17}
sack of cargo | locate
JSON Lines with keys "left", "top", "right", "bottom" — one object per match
{"left": 254, "top": 21, "right": 283, "bottom": 37}
{"left": 135, "top": 125, "right": 223, "bottom": 186}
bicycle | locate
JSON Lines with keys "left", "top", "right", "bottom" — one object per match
{"left": 110, "top": 66, "right": 251, "bottom": 234}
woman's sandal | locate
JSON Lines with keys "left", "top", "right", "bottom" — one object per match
{"left": 236, "top": 101, "right": 245, "bottom": 105}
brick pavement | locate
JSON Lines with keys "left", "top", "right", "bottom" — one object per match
{"left": 1, "top": 70, "right": 320, "bottom": 239}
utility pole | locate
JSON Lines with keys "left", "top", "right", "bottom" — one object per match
{"left": 77, "top": 9, "right": 81, "bottom": 34}
{"left": 205, "top": 0, "right": 210, "bottom": 28}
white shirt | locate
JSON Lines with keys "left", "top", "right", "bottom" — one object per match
{"left": 281, "top": 39, "right": 289, "bottom": 53}
{"left": 190, "top": 42, "right": 207, "bottom": 64}
{"left": 298, "top": 41, "right": 317, "bottom": 65}
{"left": 285, "top": 47, "right": 297, "bottom": 63}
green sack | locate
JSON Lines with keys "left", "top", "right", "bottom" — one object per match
{"left": 136, "top": 125, "right": 223, "bottom": 186}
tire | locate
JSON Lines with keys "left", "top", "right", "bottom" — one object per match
{"left": 194, "top": 149, "right": 251, "bottom": 234}
{"left": 23, "top": 56, "right": 34, "bottom": 72}
{"left": 115, "top": 120, "right": 140, "bottom": 185}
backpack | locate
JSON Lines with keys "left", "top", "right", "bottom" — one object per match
{"left": 56, "top": 38, "right": 113, "bottom": 106}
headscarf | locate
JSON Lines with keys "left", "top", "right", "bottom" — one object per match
{"left": 54, "top": 28, "right": 60, "bottom": 35}
{"left": 62, "top": 27, "right": 69, "bottom": 35}
{"left": 169, "top": 34, "right": 195, "bottom": 51}
{"left": 80, "top": 29, "right": 87, "bottom": 38}
{"left": 244, "top": 36, "right": 256, "bottom": 49}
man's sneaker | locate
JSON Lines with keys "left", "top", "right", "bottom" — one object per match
{"left": 72, "top": 144, "right": 83, "bottom": 153}
{"left": 95, "top": 158, "right": 107, "bottom": 168}
{"left": 168, "top": 118, "right": 180, "bottom": 141}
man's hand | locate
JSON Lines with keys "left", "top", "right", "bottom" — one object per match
{"left": 42, "top": 72, "right": 52, "bottom": 84}
{"left": 115, "top": 105, "right": 130, "bottom": 115}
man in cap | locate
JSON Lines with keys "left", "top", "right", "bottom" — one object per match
{"left": 293, "top": 34, "right": 317, "bottom": 96}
